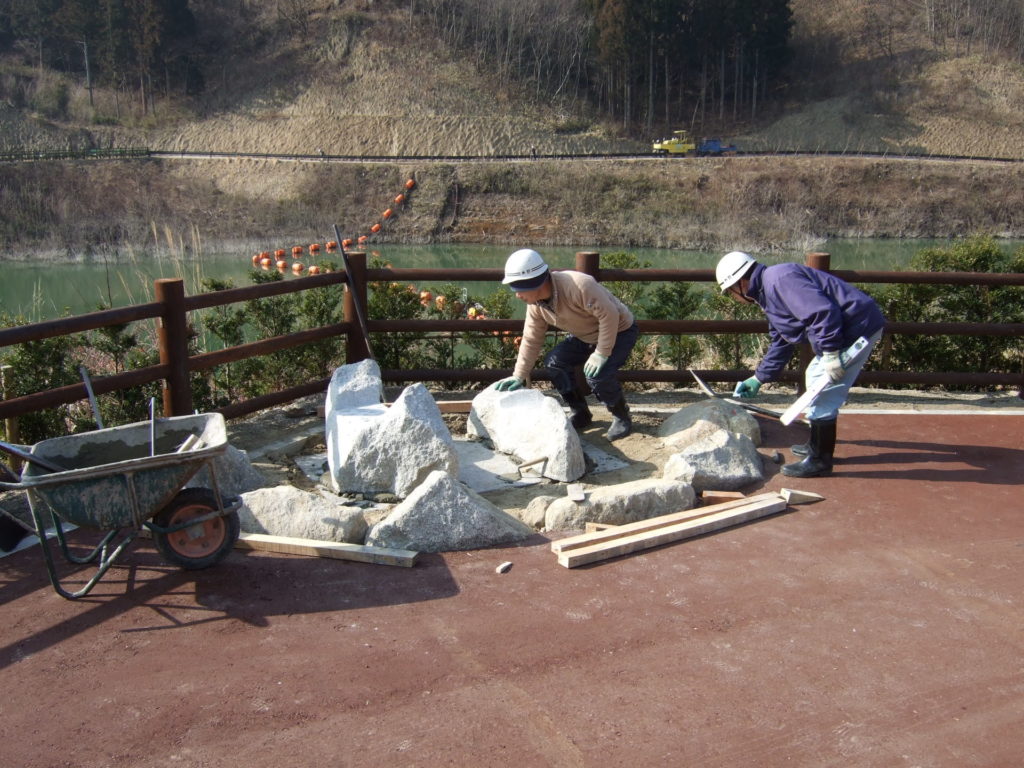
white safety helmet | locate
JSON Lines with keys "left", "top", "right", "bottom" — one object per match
{"left": 716, "top": 251, "right": 756, "bottom": 292}
{"left": 502, "top": 248, "right": 550, "bottom": 290}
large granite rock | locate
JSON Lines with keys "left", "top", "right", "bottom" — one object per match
{"left": 365, "top": 470, "right": 533, "bottom": 552}
{"left": 544, "top": 478, "right": 696, "bottom": 531}
{"left": 658, "top": 398, "right": 762, "bottom": 449}
{"left": 467, "top": 388, "right": 585, "bottom": 482}
{"left": 326, "top": 367, "right": 457, "bottom": 497}
{"left": 662, "top": 430, "right": 764, "bottom": 491}
{"left": 238, "top": 485, "right": 369, "bottom": 543}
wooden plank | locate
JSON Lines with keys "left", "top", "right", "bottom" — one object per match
{"left": 556, "top": 496, "right": 789, "bottom": 568}
{"left": 584, "top": 522, "right": 618, "bottom": 533}
{"left": 700, "top": 490, "right": 746, "bottom": 506}
{"left": 551, "top": 491, "right": 785, "bottom": 554}
{"left": 235, "top": 532, "right": 419, "bottom": 567}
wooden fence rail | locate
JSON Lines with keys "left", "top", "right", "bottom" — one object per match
{"left": 0, "top": 251, "right": 1022, "bottom": 424}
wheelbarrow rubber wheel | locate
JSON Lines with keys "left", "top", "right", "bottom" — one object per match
{"left": 152, "top": 488, "right": 240, "bottom": 570}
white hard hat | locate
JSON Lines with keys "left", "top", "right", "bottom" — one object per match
{"left": 502, "top": 248, "right": 549, "bottom": 289}
{"left": 716, "top": 251, "right": 756, "bottom": 292}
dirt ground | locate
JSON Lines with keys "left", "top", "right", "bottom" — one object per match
{"left": 1, "top": 407, "right": 1022, "bottom": 767}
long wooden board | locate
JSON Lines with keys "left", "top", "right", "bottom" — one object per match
{"left": 555, "top": 495, "right": 789, "bottom": 568}
{"left": 551, "top": 491, "right": 785, "bottom": 554}
{"left": 235, "top": 532, "right": 419, "bottom": 567}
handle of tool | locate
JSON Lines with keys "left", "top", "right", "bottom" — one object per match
{"left": 79, "top": 366, "right": 104, "bottom": 429}
{"left": 334, "top": 224, "right": 376, "bottom": 361}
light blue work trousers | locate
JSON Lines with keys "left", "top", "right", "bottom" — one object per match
{"left": 805, "top": 329, "right": 884, "bottom": 421}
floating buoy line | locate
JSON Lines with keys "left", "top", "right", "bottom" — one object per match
{"left": 249, "top": 177, "right": 418, "bottom": 277}
{"left": 244, "top": 175, "right": 513, "bottom": 334}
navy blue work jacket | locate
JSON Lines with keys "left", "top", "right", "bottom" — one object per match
{"left": 746, "top": 263, "right": 886, "bottom": 383}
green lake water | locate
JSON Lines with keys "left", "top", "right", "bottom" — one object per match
{"left": 1, "top": 239, "right": 1019, "bottom": 322}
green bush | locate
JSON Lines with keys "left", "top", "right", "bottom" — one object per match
{"left": 876, "top": 235, "right": 1024, "bottom": 388}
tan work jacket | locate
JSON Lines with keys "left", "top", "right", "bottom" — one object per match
{"left": 513, "top": 271, "right": 634, "bottom": 383}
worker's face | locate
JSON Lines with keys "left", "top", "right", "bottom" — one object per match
{"left": 725, "top": 280, "right": 754, "bottom": 304}
{"left": 513, "top": 280, "right": 552, "bottom": 304}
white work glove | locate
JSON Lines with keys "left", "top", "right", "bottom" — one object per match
{"left": 821, "top": 351, "right": 845, "bottom": 383}
{"left": 493, "top": 376, "right": 524, "bottom": 392}
{"left": 583, "top": 352, "right": 608, "bottom": 378}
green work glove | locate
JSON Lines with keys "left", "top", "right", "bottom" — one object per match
{"left": 493, "top": 376, "right": 524, "bottom": 392}
{"left": 733, "top": 376, "right": 761, "bottom": 399}
{"left": 583, "top": 352, "right": 608, "bottom": 378}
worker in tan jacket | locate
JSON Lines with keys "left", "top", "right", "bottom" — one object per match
{"left": 493, "top": 249, "right": 639, "bottom": 440}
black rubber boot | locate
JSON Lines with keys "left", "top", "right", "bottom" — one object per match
{"left": 605, "top": 397, "right": 632, "bottom": 441}
{"left": 562, "top": 391, "right": 593, "bottom": 429}
{"left": 782, "top": 418, "right": 837, "bottom": 477}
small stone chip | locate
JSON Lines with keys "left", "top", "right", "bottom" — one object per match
{"left": 495, "top": 561, "right": 513, "bottom": 574}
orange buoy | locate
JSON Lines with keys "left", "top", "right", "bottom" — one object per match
{"left": 357, "top": 235, "right": 368, "bottom": 244}
{"left": 276, "top": 259, "right": 288, "bottom": 271}
{"left": 274, "top": 249, "right": 286, "bottom": 258}
{"left": 405, "top": 178, "right": 416, "bottom": 190}
{"left": 309, "top": 243, "right": 321, "bottom": 252}
{"left": 370, "top": 223, "right": 382, "bottom": 233}
{"left": 252, "top": 253, "right": 261, "bottom": 266}
{"left": 382, "top": 208, "right": 393, "bottom": 219}
{"left": 292, "top": 246, "right": 303, "bottom": 255}
{"left": 326, "top": 240, "right": 338, "bottom": 251}
{"left": 308, "top": 265, "right": 321, "bottom": 275}
{"left": 292, "top": 262, "right": 304, "bottom": 274}
{"left": 260, "top": 257, "right": 272, "bottom": 269}
{"left": 394, "top": 193, "right": 405, "bottom": 205}
{"left": 419, "top": 290, "right": 432, "bottom": 306}
{"left": 435, "top": 295, "right": 446, "bottom": 310}
{"left": 342, "top": 238, "right": 354, "bottom": 248}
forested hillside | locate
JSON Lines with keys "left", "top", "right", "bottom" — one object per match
{"left": 2, "top": 0, "right": 1023, "bottom": 156}
{"left": 2, "top": 1, "right": 1024, "bottom": 255}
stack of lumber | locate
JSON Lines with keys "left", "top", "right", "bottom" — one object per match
{"left": 551, "top": 490, "right": 800, "bottom": 569}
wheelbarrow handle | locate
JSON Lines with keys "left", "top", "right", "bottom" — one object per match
{"left": 0, "top": 440, "right": 66, "bottom": 474}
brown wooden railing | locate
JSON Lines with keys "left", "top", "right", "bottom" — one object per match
{"left": 1, "top": 251, "right": 1022, "bottom": 425}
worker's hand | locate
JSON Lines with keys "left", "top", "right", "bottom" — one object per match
{"left": 821, "top": 351, "right": 845, "bottom": 383}
{"left": 493, "top": 376, "right": 524, "bottom": 392}
{"left": 733, "top": 376, "right": 761, "bottom": 399}
{"left": 583, "top": 352, "right": 608, "bottom": 378}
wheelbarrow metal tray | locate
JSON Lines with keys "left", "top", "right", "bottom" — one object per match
{"left": 19, "top": 413, "right": 228, "bottom": 530}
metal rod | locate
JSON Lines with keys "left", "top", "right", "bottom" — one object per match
{"left": 79, "top": 366, "right": 104, "bottom": 429}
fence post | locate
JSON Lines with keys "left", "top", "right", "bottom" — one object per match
{"left": 343, "top": 251, "right": 371, "bottom": 363}
{"left": 806, "top": 252, "right": 831, "bottom": 271}
{"left": 576, "top": 251, "right": 600, "bottom": 279}
{"left": 154, "top": 278, "right": 193, "bottom": 417}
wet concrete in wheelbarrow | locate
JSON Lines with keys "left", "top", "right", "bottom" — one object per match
{"left": 1, "top": 411, "right": 1022, "bottom": 767}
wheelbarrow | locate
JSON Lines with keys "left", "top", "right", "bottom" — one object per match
{"left": 0, "top": 412, "right": 241, "bottom": 600}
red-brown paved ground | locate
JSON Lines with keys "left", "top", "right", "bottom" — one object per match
{"left": 1, "top": 413, "right": 1022, "bottom": 767}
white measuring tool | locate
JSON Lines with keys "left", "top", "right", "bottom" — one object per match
{"left": 779, "top": 336, "right": 870, "bottom": 426}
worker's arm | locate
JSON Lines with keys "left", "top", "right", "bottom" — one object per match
{"left": 512, "top": 308, "right": 548, "bottom": 383}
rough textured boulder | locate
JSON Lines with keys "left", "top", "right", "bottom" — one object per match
{"left": 662, "top": 430, "right": 764, "bottom": 491}
{"left": 544, "top": 478, "right": 696, "bottom": 531}
{"left": 238, "top": 486, "right": 369, "bottom": 543}
{"left": 658, "top": 399, "right": 762, "bottom": 449}
{"left": 467, "top": 388, "right": 585, "bottom": 482}
{"left": 327, "top": 381, "right": 458, "bottom": 498}
{"left": 326, "top": 358, "right": 386, "bottom": 409}
{"left": 365, "top": 470, "right": 533, "bottom": 552}
{"left": 188, "top": 443, "right": 267, "bottom": 496}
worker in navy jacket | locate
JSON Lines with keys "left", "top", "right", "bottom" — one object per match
{"left": 715, "top": 251, "right": 886, "bottom": 478}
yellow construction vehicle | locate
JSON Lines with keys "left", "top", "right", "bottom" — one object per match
{"left": 652, "top": 129, "right": 696, "bottom": 155}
